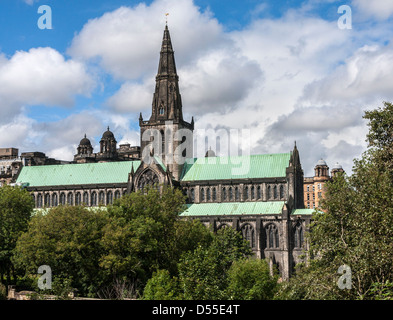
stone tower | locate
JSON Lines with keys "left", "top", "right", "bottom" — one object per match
{"left": 139, "top": 24, "right": 194, "bottom": 181}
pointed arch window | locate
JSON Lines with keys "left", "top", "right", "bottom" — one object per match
{"left": 241, "top": 224, "right": 255, "bottom": 248}
{"left": 200, "top": 188, "right": 205, "bottom": 202}
{"left": 75, "top": 192, "right": 81, "bottom": 205}
{"left": 114, "top": 190, "right": 121, "bottom": 200}
{"left": 67, "top": 192, "right": 73, "bottom": 206}
{"left": 273, "top": 185, "right": 278, "bottom": 199}
{"left": 37, "top": 193, "right": 42, "bottom": 208}
{"left": 160, "top": 129, "right": 165, "bottom": 156}
{"left": 257, "top": 186, "right": 261, "bottom": 199}
{"left": 228, "top": 187, "right": 233, "bottom": 201}
{"left": 206, "top": 188, "right": 211, "bottom": 201}
{"left": 190, "top": 188, "right": 195, "bottom": 202}
{"left": 107, "top": 191, "right": 113, "bottom": 205}
{"left": 83, "top": 192, "right": 89, "bottom": 206}
{"left": 60, "top": 192, "right": 66, "bottom": 205}
{"left": 159, "top": 101, "right": 165, "bottom": 116}
{"left": 52, "top": 193, "right": 58, "bottom": 207}
{"left": 267, "top": 185, "right": 271, "bottom": 200}
{"left": 99, "top": 191, "right": 105, "bottom": 205}
{"left": 44, "top": 193, "right": 50, "bottom": 207}
{"left": 235, "top": 187, "right": 240, "bottom": 201}
{"left": 138, "top": 169, "right": 160, "bottom": 192}
{"left": 212, "top": 187, "right": 216, "bottom": 201}
{"left": 280, "top": 185, "right": 284, "bottom": 199}
{"left": 91, "top": 192, "right": 97, "bottom": 206}
{"left": 266, "top": 224, "right": 279, "bottom": 248}
{"left": 222, "top": 187, "right": 227, "bottom": 201}
{"left": 251, "top": 186, "right": 255, "bottom": 199}
{"left": 294, "top": 223, "right": 304, "bottom": 248}
{"left": 244, "top": 186, "right": 249, "bottom": 200}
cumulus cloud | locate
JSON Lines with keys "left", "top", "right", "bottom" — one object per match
{"left": 0, "top": 47, "right": 95, "bottom": 123}
{"left": 68, "top": 0, "right": 224, "bottom": 80}
{"left": 107, "top": 81, "right": 153, "bottom": 114}
{"left": 5, "top": 0, "right": 391, "bottom": 176}
{"left": 180, "top": 50, "right": 263, "bottom": 114}
{"left": 352, "top": 0, "right": 393, "bottom": 20}
{"left": 301, "top": 44, "right": 393, "bottom": 105}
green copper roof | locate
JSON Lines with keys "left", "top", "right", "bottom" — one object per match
{"left": 181, "top": 201, "right": 285, "bottom": 216}
{"left": 292, "top": 208, "right": 316, "bottom": 215}
{"left": 180, "top": 153, "right": 291, "bottom": 181}
{"left": 16, "top": 161, "right": 141, "bottom": 187}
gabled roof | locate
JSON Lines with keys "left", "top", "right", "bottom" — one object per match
{"left": 16, "top": 161, "right": 141, "bottom": 187}
{"left": 181, "top": 201, "right": 286, "bottom": 216}
{"left": 180, "top": 153, "right": 291, "bottom": 182}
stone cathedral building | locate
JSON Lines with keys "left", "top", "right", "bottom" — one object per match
{"left": 15, "top": 25, "right": 313, "bottom": 279}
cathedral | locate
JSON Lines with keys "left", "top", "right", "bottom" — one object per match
{"left": 14, "top": 25, "right": 314, "bottom": 280}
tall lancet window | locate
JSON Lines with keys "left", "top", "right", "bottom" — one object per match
{"left": 159, "top": 102, "right": 165, "bottom": 115}
{"left": 266, "top": 224, "right": 279, "bottom": 248}
{"left": 160, "top": 130, "right": 165, "bottom": 156}
{"left": 294, "top": 223, "right": 304, "bottom": 248}
{"left": 241, "top": 224, "right": 255, "bottom": 248}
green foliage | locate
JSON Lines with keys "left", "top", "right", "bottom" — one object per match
{"left": 226, "top": 258, "right": 278, "bottom": 300}
{"left": 143, "top": 269, "right": 181, "bottom": 300}
{"left": 0, "top": 185, "right": 34, "bottom": 283}
{"left": 363, "top": 101, "right": 393, "bottom": 171}
{"left": 13, "top": 205, "right": 110, "bottom": 297}
{"left": 177, "top": 227, "right": 253, "bottom": 300}
{"left": 281, "top": 101, "right": 393, "bottom": 300}
{"left": 369, "top": 281, "right": 393, "bottom": 300}
{"left": 101, "top": 187, "right": 212, "bottom": 287}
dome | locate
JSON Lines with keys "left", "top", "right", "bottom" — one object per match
{"left": 205, "top": 147, "right": 216, "bottom": 157}
{"left": 316, "top": 158, "right": 327, "bottom": 166}
{"left": 79, "top": 134, "right": 91, "bottom": 146}
{"left": 332, "top": 162, "right": 343, "bottom": 170}
{"left": 102, "top": 126, "right": 115, "bottom": 139}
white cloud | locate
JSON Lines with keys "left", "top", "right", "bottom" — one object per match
{"left": 301, "top": 44, "right": 393, "bottom": 105}
{"left": 107, "top": 81, "right": 153, "bottom": 114}
{"left": 352, "top": 0, "right": 393, "bottom": 20}
{"left": 0, "top": 47, "right": 95, "bottom": 123}
{"left": 7, "top": 0, "right": 390, "bottom": 176}
{"left": 68, "top": 0, "right": 224, "bottom": 80}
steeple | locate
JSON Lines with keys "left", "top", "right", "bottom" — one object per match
{"left": 150, "top": 24, "right": 183, "bottom": 122}
{"left": 139, "top": 24, "right": 194, "bottom": 181}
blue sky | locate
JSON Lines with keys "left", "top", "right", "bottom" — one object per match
{"left": 1, "top": 0, "right": 393, "bottom": 176}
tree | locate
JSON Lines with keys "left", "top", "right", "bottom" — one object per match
{"left": 177, "top": 227, "right": 252, "bottom": 300}
{"left": 226, "top": 258, "right": 279, "bottom": 300}
{"left": 142, "top": 269, "right": 181, "bottom": 300}
{"left": 280, "top": 102, "right": 393, "bottom": 300}
{"left": 0, "top": 185, "right": 34, "bottom": 284}
{"left": 13, "top": 205, "right": 110, "bottom": 297}
{"left": 100, "top": 186, "right": 212, "bottom": 292}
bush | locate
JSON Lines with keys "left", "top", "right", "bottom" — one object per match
{"left": 143, "top": 269, "right": 181, "bottom": 300}
{"left": 226, "top": 258, "right": 278, "bottom": 300}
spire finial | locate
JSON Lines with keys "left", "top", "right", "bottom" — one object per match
{"left": 165, "top": 13, "right": 169, "bottom": 25}
{"left": 84, "top": 133, "right": 87, "bottom": 138}
{"left": 107, "top": 126, "right": 110, "bottom": 131}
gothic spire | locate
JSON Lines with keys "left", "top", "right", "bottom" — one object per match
{"left": 150, "top": 24, "right": 183, "bottom": 122}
